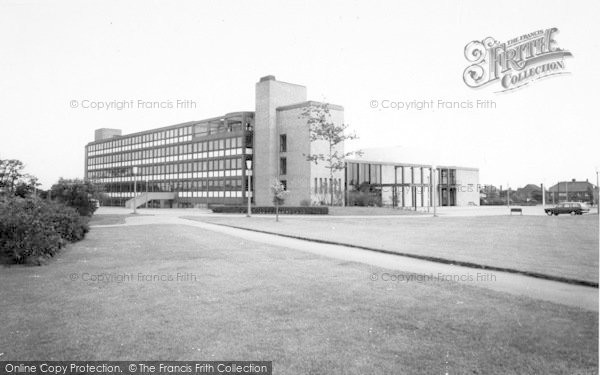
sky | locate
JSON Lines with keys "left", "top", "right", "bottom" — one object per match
{"left": 1, "top": 0, "right": 599, "bottom": 189}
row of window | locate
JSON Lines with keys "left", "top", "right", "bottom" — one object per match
{"left": 89, "top": 134, "right": 194, "bottom": 156}
{"left": 90, "top": 170, "right": 246, "bottom": 183}
{"left": 105, "top": 191, "right": 247, "bottom": 198}
{"left": 346, "top": 163, "right": 447, "bottom": 186}
{"left": 103, "top": 179, "right": 247, "bottom": 193}
{"left": 89, "top": 116, "right": 254, "bottom": 156}
{"left": 89, "top": 158, "right": 245, "bottom": 178}
{"left": 314, "top": 178, "right": 343, "bottom": 194}
{"left": 88, "top": 137, "right": 245, "bottom": 163}
{"left": 88, "top": 149, "right": 248, "bottom": 171}
{"left": 92, "top": 126, "right": 192, "bottom": 150}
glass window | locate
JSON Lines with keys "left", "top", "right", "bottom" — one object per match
{"left": 280, "top": 134, "right": 287, "bottom": 152}
{"left": 280, "top": 157, "right": 287, "bottom": 175}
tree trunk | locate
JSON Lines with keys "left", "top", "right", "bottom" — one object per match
{"left": 275, "top": 203, "right": 279, "bottom": 222}
{"left": 330, "top": 170, "right": 334, "bottom": 206}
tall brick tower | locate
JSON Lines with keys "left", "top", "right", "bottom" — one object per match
{"left": 254, "top": 75, "right": 307, "bottom": 206}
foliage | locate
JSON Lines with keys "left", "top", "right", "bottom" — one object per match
{"left": 270, "top": 179, "right": 289, "bottom": 205}
{"left": 0, "top": 197, "right": 89, "bottom": 264}
{"left": 346, "top": 182, "right": 382, "bottom": 206}
{"left": 270, "top": 179, "right": 289, "bottom": 221}
{"left": 0, "top": 159, "right": 39, "bottom": 197}
{"left": 300, "top": 103, "right": 362, "bottom": 205}
{"left": 211, "top": 206, "right": 328, "bottom": 215}
{"left": 50, "top": 178, "right": 104, "bottom": 216}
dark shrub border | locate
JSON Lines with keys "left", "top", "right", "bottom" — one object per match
{"left": 0, "top": 197, "right": 89, "bottom": 264}
{"left": 212, "top": 206, "right": 328, "bottom": 215}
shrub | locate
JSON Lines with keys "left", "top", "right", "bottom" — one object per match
{"left": 347, "top": 191, "right": 382, "bottom": 206}
{"left": 50, "top": 178, "right": 102, "bottom": 216}
{"left": 44, "top": 202, "right": 90, "bottom": 242}
{"left": 300, "top": 199, "right": 311, "bottom": 207}
{"left": 212, "top": 206, "right": 328, "bottom": 215}
{"left": 0, "top": 197, "right": 89, "bottom": 264}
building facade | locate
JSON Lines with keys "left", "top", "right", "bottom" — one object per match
{"left": 345, "top": 160, "right": 480, "bottom": 209}
{"left": 548, "top": 179, "right": 596, "bottom": 204}
{"left": 84, "top": 76, "right": 478, "bottom": 208}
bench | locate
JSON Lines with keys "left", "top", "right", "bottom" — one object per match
{"left": 510, "top": 207, "right": 522, "bottom": 215}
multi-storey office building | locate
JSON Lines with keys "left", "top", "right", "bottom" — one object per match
{"left": 85, "top": 75, "right": 478, "bottom": 208}
{"left": 85, "top": 112, "right": 254, "bottom": 207}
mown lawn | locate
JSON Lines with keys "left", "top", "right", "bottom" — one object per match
{"left": 189, "top": 215, "right": 599, "bottom": 283}
{"left": 0, "top": 224, "right": 597, "bottom": 374}
{"left": 88, "top": 214, "right": 152, "bottom": 226}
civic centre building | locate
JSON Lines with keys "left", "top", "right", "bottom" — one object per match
{"left": 84, "top": 76, "right": 479, "bottom": 209}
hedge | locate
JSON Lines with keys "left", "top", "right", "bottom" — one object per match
{"left": 212, "top": 206, "right": 329, "bottom": 215}
{"left": 0, "top": 197, "right": 89, "bottom": 264}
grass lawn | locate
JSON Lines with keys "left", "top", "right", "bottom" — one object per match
{"left": 0, "top": 224, "right": 597, "bottom": 374}
{"left": 88, "top": 214, "right": 152, "bottom": 226}
{"left": 328, "top": 206, "right": 425, "bottom": 216}
{"left": 187, "top": 215, "right": 599, "bottom": 283}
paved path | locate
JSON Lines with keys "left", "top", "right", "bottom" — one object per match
{"left": 91, "top": 214, "right": 599, "bottom": 312}
{"left": 95, "top": 205, "right": 600, "bottom": 219}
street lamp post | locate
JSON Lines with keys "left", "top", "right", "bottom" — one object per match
{"left": 541, "top": 182, "right": 545, "bottom": 208}
{"left": 246, "top": 159, "right": 252, "bottom": 217}
{"left": 432, "top": 166, "right": 437, "bottom": 217}
{"left": 596, "top": 167, "right": 599, "bottom": 211}
{"left": 132, "top": 166, "right": 138, "bottom": 214}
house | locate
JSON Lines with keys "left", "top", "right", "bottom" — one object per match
{"left": 548, "top": 179, "right": 596, "bottom": 203}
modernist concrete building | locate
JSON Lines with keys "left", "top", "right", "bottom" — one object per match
{"left": 84, "top": 76, "right": 479, "bottom": 208}
{"left": 345, "top": 160, "right": 480, "bottom": 208}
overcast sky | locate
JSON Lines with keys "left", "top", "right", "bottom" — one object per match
{"left": 1, "top": 0, "right": 598, "bottom": 189}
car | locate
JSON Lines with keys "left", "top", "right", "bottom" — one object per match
{"left": 545, "top": 202, "right": 590, "bottom": 216}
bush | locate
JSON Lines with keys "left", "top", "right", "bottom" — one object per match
{"left": 50, "top": 178, "right": 102, "bottom": 217}
{"left": 299, "top": 199, "right": 311, "bottom": 207}
{"left": 347, "top": 191, "right": 382, "bottom": 206}
{"left": 212, "top": 206, "right": 328, "bottom": 215}
{"left": 0, "top": 197, "right": 89, "bottom": 264}
{"left": 45, "top": 202, "right": 90, "bottom": 241}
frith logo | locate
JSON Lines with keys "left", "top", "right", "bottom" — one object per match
{"left": 463, "top": 28, "right": 573, "bottom": 92}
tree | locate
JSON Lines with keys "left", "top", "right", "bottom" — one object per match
{"left": 270, "top": 179, "right": 289, "bottom": 222}
{"left": 0, "top": 159, "right": 41, "bottom": 198}
{"left": 300, "top": 103, "right": 362, "bottom": 206}
{"left": 0, "top": 159, "right": 26, "bottom": 193}
{"left": 50, "top": 178, "right": 104, "bottom": 216}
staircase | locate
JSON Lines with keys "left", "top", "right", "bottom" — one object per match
{"left": 125, "top": 192, "right": 177, "bottom": 209}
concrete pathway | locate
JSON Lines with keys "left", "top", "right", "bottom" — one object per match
{"left": 95, "top": 205, "right": 600, "bottom": 219}
{"left": 91, "top": 214, "right": 599, "bottom": 312}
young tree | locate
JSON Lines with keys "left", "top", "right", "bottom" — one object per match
{"left": 300, "top": 103, "right": 362, "bottom": 206}
{"left": 270, "top": 179, "right": 289, "bottom": 222}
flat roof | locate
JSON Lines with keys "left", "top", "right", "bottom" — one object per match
{"left": 277, "top": 100, "right": 344, "bottom": 112}
{"left": 86, "top": 111, "right": 254, "bottom": 146}
{"left": 346, "top": 158, "right": 479, "bottom": 172}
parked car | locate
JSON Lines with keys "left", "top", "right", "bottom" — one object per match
{"left": 545, "top": 202, "right": 590, "bottom": 216}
